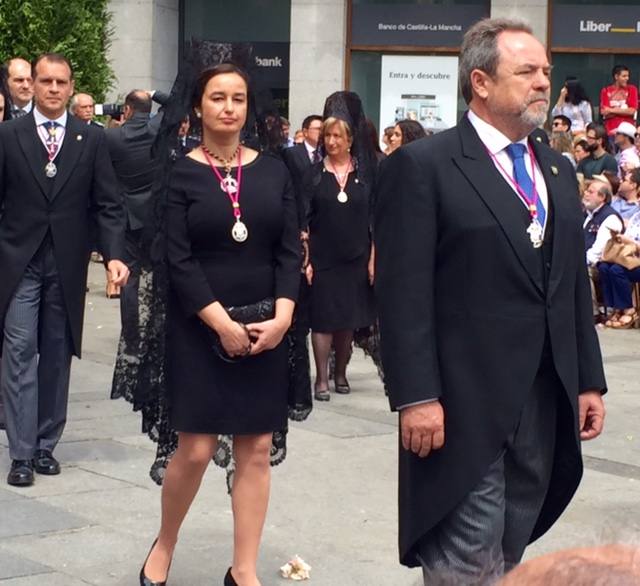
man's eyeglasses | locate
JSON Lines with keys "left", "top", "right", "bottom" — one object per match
{"left": 552, "top": 121, "right": 563, "bottom": 127}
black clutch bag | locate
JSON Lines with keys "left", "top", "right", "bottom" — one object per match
{"left": 201, "top": 297, "right": 275, "bottom": 363}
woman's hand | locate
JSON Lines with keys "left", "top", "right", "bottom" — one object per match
{"left": 305, "top": 263, "right": 314, "bottom": 285}
{"left": 368, "top": 244, "right": 375, "bottom": 286}
{"left": 557, "top": 86, "right": 567, "bottom": 104}
{"left": 246, "top": 317, "right": 290, "bottom": 355}
{"left": 218, "top": 321, "right": 252, "bottom": 357}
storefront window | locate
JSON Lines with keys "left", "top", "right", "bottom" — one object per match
{"left": 182, "top": 0, "right": 290, "bottom": 43}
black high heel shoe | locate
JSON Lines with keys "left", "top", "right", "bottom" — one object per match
{"left": 223, "top": 567, "right": 239, "bottom": 586}
{"left": 140, "top": 539, "right": 172, "bottom": 586}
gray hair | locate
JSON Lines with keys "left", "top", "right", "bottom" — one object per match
{"left": 69, "top": 93, "right": 94, "bottom": 113}
{"left": 596, "top": 183, "right": 613, "bottom": 204}
{"left": 459, "top": 18, "right": 534, "bottom": 104}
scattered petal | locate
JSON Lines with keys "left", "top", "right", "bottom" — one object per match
{"left": 280, "top": 555, "right": 311, "bottom": 580}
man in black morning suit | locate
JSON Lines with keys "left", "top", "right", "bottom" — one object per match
{"left": 104, "top": 89, "right": 168, "bottom": 367}
{"left": 282, "top": 114, "right": 323, "bottom": 225}
{"left": 0, "top": 53, "right": 129, "bottom": 487}
{"left": 375, "top": 19, "right": 606, "bottom": 584}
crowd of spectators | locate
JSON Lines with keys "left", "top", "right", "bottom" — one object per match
{"left": 545, "top": 65, "right": 640, "bottom": 330}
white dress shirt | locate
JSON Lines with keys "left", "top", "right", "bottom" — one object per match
{"left": 304, "top": 140, "right": 316, "bottom": 163}
{"left": 584, "top": 204, "right": 623, "bottom": 266}
{"left": 34, "top": 107, "right": 68, "bottom": 157}
{"left": 12, "top": 100, "right": 33, "bottom": 117}
{"left": 467, "top": 110, "right": 549, "bottom": 233}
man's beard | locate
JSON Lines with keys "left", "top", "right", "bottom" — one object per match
{"left": 586, "top": 141, "right": 599, "bottom": 154}
{"left": 519, "top": 94, "right": 549, "bottom": 129}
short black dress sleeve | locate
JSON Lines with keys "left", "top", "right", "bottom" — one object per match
{"left": 165, "top": 153, "right": 301, "bottom": 434}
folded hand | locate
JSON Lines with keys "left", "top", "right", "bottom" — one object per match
{"left": 219, "top": 321, "right": 251, "bottom": 357}
{"left": 246, "top": 318, "right": 290, "bottom": 355}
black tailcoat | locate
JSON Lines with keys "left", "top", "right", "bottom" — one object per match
{"left": 282, "top": 143, "right": 313, "bottom": 229}
{"left": 104, "top": 112, "right": 160, "bottom": 231}
{"left": 0, "top": 112, "right": 125, "bottom": 357}
{"left": 374, "top": 114, "right": 606, "bottom": 567}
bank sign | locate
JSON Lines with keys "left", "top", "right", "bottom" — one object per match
{"left": 552, "top": 5, "right": 640, "bottom": 50}
{"left": 351, "top": 4, "right": 489, "bottom": 47}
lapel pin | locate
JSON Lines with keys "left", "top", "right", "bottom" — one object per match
{"left": 535, "top": 136, "right": 542, "bottom": 142}
{"left": 77, "top": 135, "right": 83, "bottom": 141}
{"left": 551, "top": 165, "right": 558, "bottom": 176}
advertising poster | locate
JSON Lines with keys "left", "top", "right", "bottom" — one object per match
{"left": 352, "top": 4, "right": 488, "bottom": 47}
{"left": 551, "top": 5, "right": 640, "bottom": 50}
{"left": 379, "top": 55, "right": 459, "bottom": 138}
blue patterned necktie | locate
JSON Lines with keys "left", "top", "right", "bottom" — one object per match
{"left": 43, "top": 121, "right": 59, "bottom": 155}
{"left": 505, "top": 143, "right": 546, "bottom": 227}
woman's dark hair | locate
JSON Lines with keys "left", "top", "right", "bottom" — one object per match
{"left": 192, "top": 62, "right": 250, "bottom": 108}
{"left": 365, "top": 118, "right": 383, "bottom": 154}
{"left": 602, "top": 170, "right": 620, "bottom": 195}
{"left": 564, "top": 78, "right": 590, "bottom": 106}
{"left": 397, "top": 119, "right": 427, "bottom": 145}
{"left": 0, "top": 65, "right": 11, "bottom": 121}
{"left": 190, "top": 62, "right": 283, "bottom": 151}
{"left": 574, "top": 138, "right": 588, "bottom": 153}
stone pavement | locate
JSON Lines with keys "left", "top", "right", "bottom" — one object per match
{"left": 1, "top": 263, "right": 640, "bottom": 585}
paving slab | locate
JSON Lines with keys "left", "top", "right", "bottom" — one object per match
{"left": 0, "top": 526, "right": 139, "bottom": 572}
{"left": 0, "top": 498, "right": 90, "bottom": 539}
{"left": 0, "top": 549, "right": 50, "bottom": 580}
{"left": 0, "top": 466, "right": 133, "bottom": 499}
{"left": 0, "top": 487, "right": 25, "bottom": 503}
{"left": 0, "top": 573, "right": 92, "bottom": 586}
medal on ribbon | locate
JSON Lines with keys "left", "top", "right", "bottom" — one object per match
{"left": 202, "top": 146, "right": 248, "bottom": 243}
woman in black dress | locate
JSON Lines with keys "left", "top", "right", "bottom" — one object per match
{"left": 304, "top": 114, "right": 375, "bottom": 401}
{"left": 140, "top": 64, "right": 300, "bottom": 586}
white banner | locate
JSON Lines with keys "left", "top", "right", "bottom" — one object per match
{"left": 379, "top": 55, "right": 459, "bottom": 138}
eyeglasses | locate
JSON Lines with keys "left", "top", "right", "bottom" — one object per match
{"left": 552, "top": 121, "right": 563, "bottom": 127}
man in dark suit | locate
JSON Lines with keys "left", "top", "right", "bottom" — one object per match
{"left": 375, "top": 18, "right": 606, "bottom": 584}
{"left": 282, "top": 114, "right": 322, "bottom": 218}
{"left": 69, "top": 92, "right": 103, "bottom": 128}
{"left": 5, "top": 57, "right": 33, "bottom": 118}
{"left": 104, "top": 89, "right": 165, "bottom": 350}
{"left": 0, "top": 53, "right": 129, "bottom": 487}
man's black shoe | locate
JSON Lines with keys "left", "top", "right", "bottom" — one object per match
{"left": 33, "top": 450, "right": 60, "bottom": 475}
{"left": 7, "top": 460, "right": 34, "bottom": 486}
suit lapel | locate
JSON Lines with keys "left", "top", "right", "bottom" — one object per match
{"left": 453, "top": 115, "right": 545, "bottom": 296}
{"left": 15, "top": 113, "right": 50, "bottom": 197}
{"left": 49, "top": 115, "right": 87, "bottom": 201}
{"left": 531, "top": 140, "right": 569, "bottom": 298}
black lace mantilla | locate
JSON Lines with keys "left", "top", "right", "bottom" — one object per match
{"left": 111, "top": 261, "right": 312, "bottom": 489}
